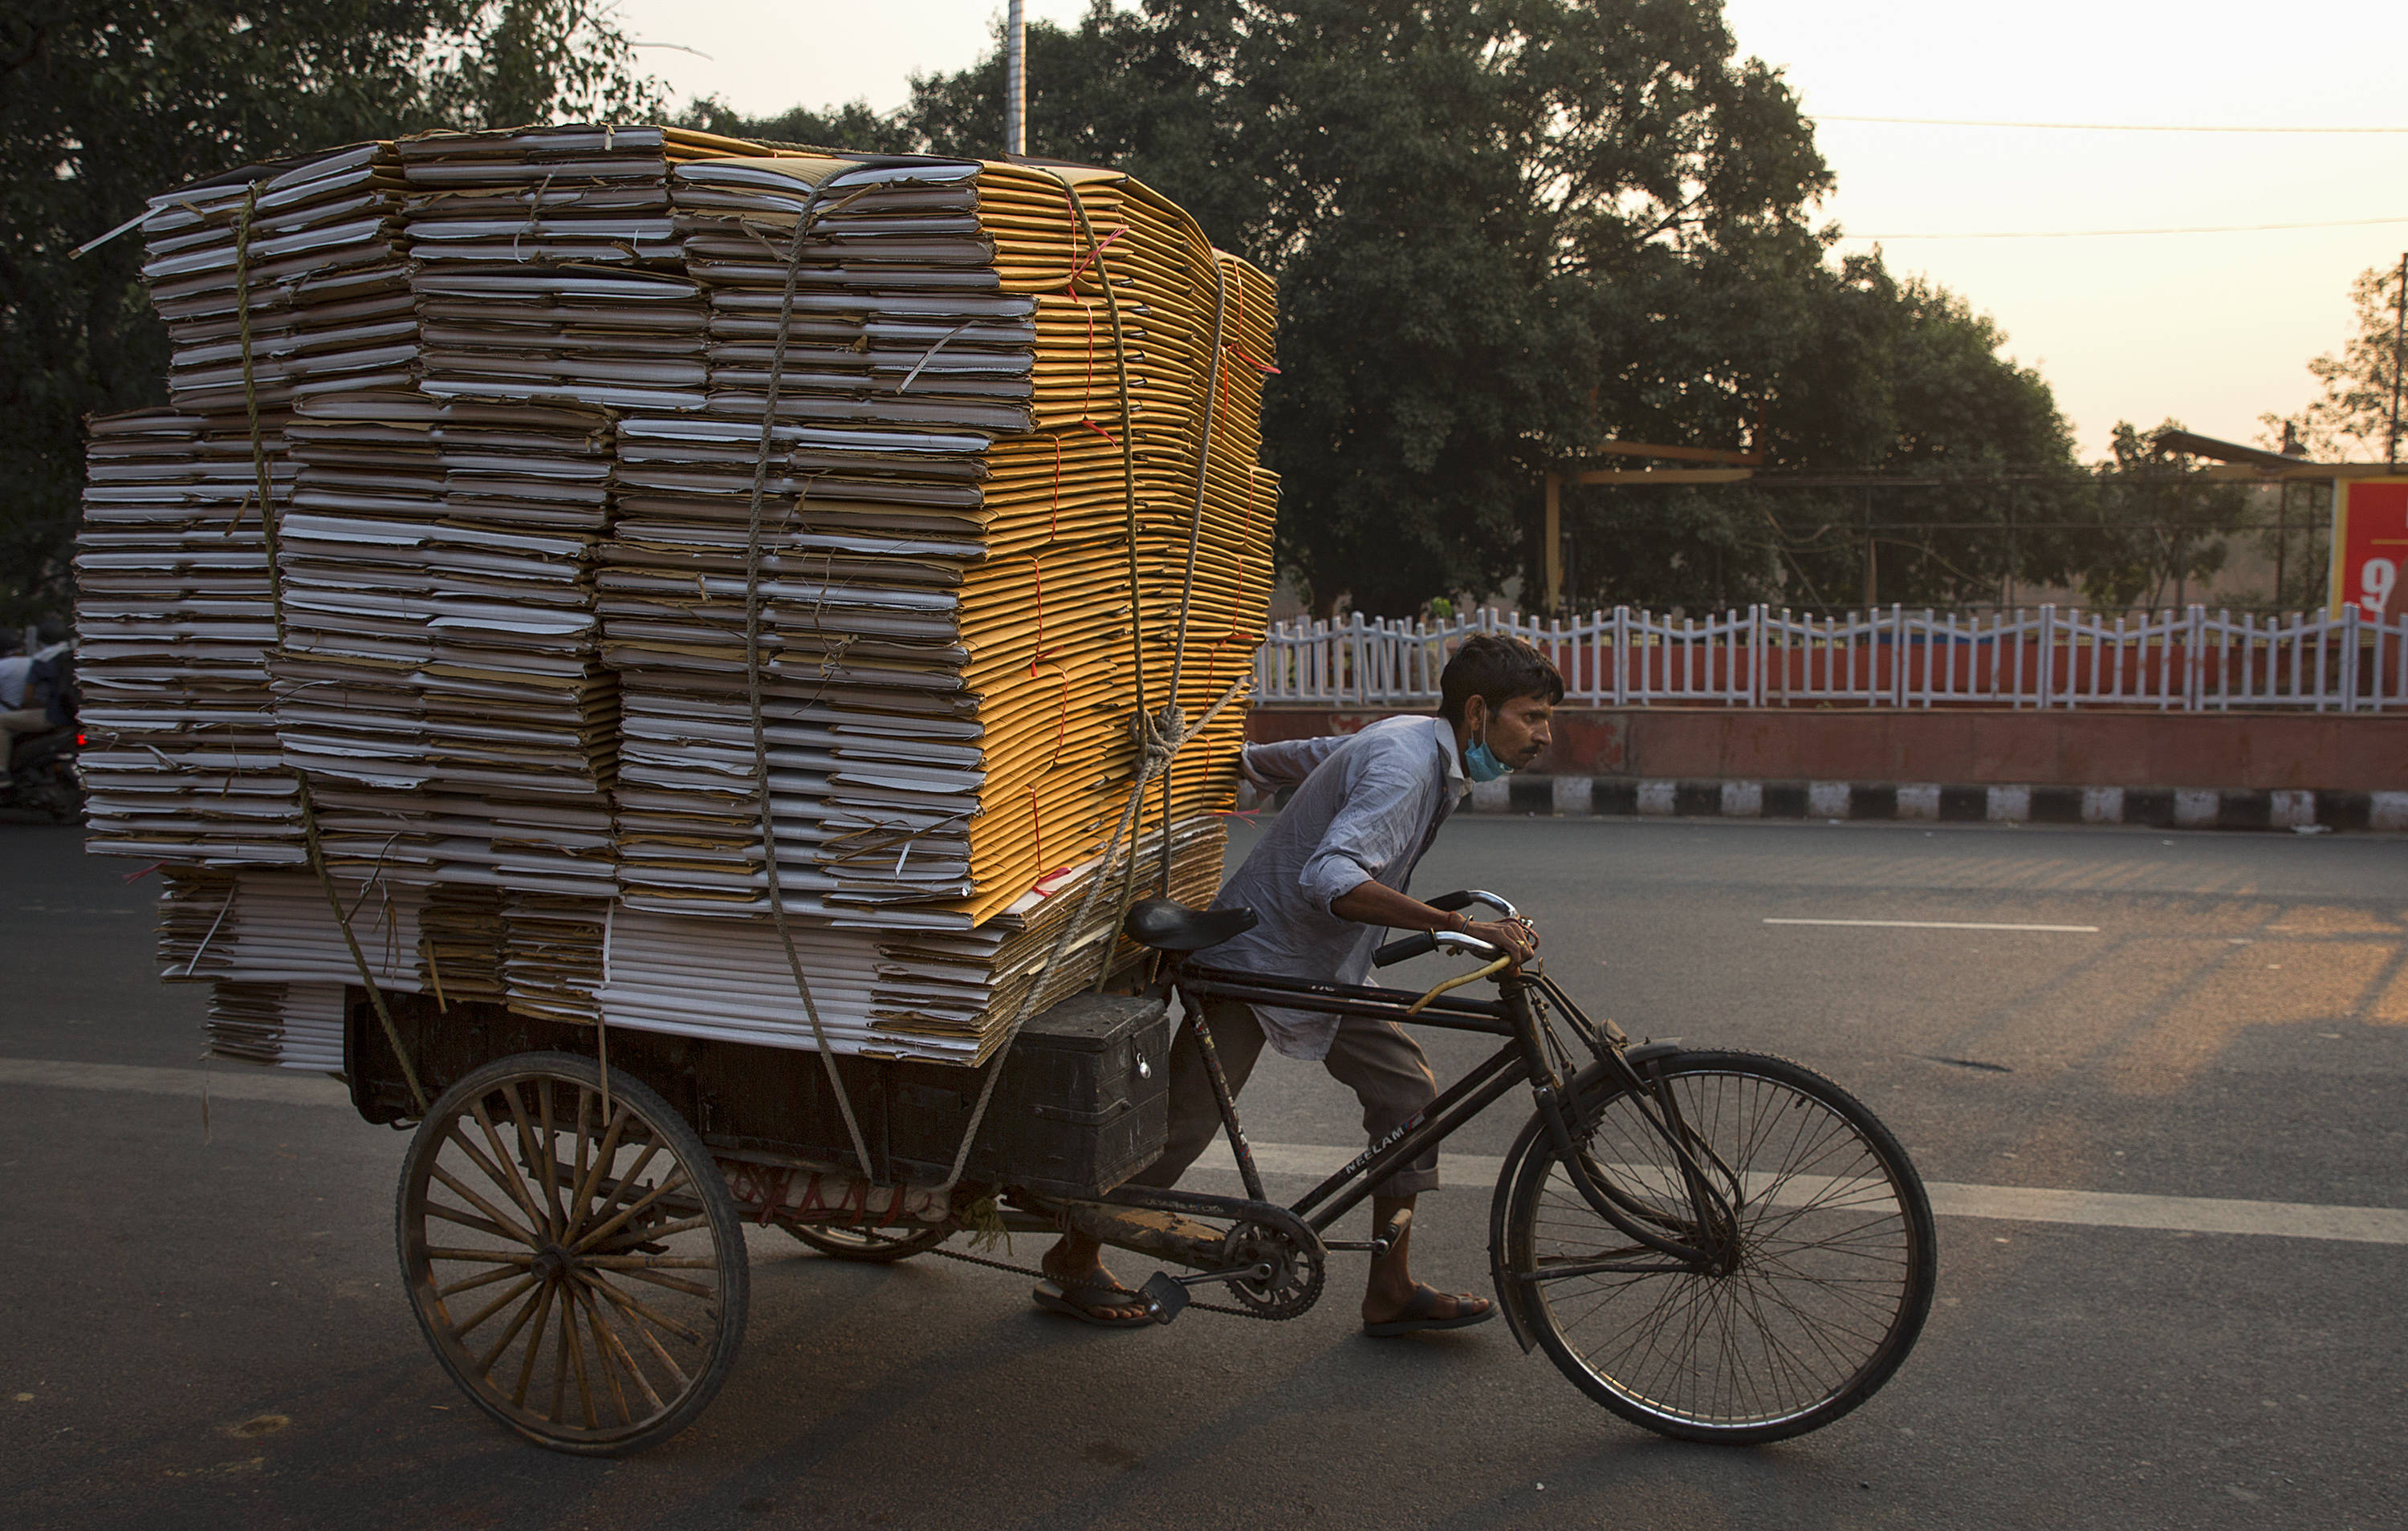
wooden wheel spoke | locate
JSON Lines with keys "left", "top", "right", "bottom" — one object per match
{"left": 425, "top": 1245, "right": 535, "bottom": 1266}
{"left": 429, "top": 1163, "right": 541, "bottom": 1248}
{"left": 443, "top": 1123, "right": 546, "bottom": 1235}
{"left": 561, "top": 1285, "right": 600, "bottom": 1429}
{"left": 510, "top": 1280, "right": 559, "bottom": 1410}
{"left": 569, "top": 1172, "right": 692, "bottom": 1256}
{"left": 438, "top": 1261, "right": 537, "bottom": 1301}
{"left": 563, "top": 1290, "right": 621, "bottom": 1425}
{"left": 449, "top": 1273, "right": 539, "bottom": 1344}
{"left": 425, "top": 1202, "right": 539, "bottom": 1246}
{"left": 575, "top": 1271, "right": 694, "bottom": 1389}
{"left": 610, "top": 1264, "right": 718, "bottom": 1301}
{"left": 467, "top": 1275, "right": 551, "bottom": 1375}
{"left": 548, "top": 1284, "right": 574, "bottom": 1425}
{"left": 568, "top": 1283, "right": 635, "bottom": 1426}
{"left": 596, "top": 1135, "right": 665, "bottom": 1210}
{"left": 575, "top": 1267, "right": 709, "bottom": 1346}
{"left": 573, "top": 1279, "right": 667, "bottom": 1415}
{"left": 564, "top": 1095, "right": 634, "bottom": 1241}
{"left": 469, "top": 1098, "right": 550, "bottom": 1235}
{"left": 523, "top": 1082, "right": 570, "bottom": 1241}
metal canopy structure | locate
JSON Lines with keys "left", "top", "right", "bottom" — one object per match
{"left": 1542, "top": 439, "right": 1759, "bottom": 610}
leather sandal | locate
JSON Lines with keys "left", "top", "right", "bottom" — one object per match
{"left": 1363, "top": 1284, "right": 1495, "bottom": 1338}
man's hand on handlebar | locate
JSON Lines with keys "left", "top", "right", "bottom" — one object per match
{"left": 1466, "top": 916, "right": 1538, "bottom": 967}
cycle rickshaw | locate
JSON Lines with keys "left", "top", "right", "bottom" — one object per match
{"left": 356, "top": 889, "right": 1935, "bottom": 1455}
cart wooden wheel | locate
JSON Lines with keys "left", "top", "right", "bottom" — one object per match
{"left": 396, "top": 1052, "right": 749, "bottom": 1456}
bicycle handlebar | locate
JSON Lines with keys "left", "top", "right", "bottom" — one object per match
{"left": 1430, "top": 888, "right": 1519, "bottom": 920}
{"left": 1373, "top": 928, "right": 1507, "bottom": 968}
{"left": 1372, "top": 890, "right": 1522, "bottom": 968}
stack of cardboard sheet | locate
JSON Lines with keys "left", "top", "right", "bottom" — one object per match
{"left": 608, "top": 156, "right": 1275, "bottom": 910}
{"left": 275, "top": 388, "right": 621, "bottom": 895}
{"left": 596, "top": 815, "right": 1226, "bottom": 1062}
{"left": 140, "top": 143, "right": 413, "bottom": 416}
{"left": 89, "top": 133, "right": 1279, "bottom": 1072}
{"left": 579, "top": 152, "right": 1279, "bottom": 1061}
{"left": 75, "top": 410, "right": 302, "bottom": 863}
{"left": 400, "top": 126, "right": 765, "bottom": 414}
{"left": 155, "top": 865, "right": 425, "bottom": 1069}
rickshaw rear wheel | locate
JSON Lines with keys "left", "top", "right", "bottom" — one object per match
{"left": 397, "top": 1051, "right": 749, "bottom": 1456}
{"left": 783, "top": 1222, "right": 954, "bottom": 1262}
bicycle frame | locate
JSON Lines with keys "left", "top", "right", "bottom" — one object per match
{"left": 1102, "top": 956, "right": 1746, "bottom": 1277}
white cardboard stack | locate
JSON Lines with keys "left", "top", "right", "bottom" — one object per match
{"left": 75, "top": 412, "right": 302, "bottom": 866}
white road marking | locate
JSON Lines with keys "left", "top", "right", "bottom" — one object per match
{"left": 0, "top": 1056, "right": 349, "bottom": 1106}
{"left": 8, "top": 1058, "right": 2401, "bottom": 1245}
{"left": 1764, "top": 917, "right": 2101, "bottom": 932}
{"left": 1194, "top": 1141, "right": 2408, "bottom": 1246}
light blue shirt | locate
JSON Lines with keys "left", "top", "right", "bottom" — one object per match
{"left": 1202, "top": 715, "right": 1468, "bottom": 1059}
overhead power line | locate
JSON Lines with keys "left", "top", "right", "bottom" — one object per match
{"left": 1810, "top": 115, "right": 2408, "bottom": 134}
{"left": 1836, "top": 215, "right": 2408, "bottom": 240}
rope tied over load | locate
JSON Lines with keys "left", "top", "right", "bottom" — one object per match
{"left": 232, "top": 179, "right": 429, "bottom": 1116}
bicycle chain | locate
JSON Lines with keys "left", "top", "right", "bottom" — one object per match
{"left": 926, "top": 1245, "right": 1296, "bottom": 1321}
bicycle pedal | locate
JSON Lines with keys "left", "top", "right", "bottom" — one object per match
{"left": 1140, "top": 1271, "right": 1190, "bottom": 1325}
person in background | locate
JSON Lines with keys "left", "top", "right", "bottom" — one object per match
{"left": 0, "top": 636, "right": 74, "bottom": 794}
{"left": 1034, "top": 633, "right": 1560, "bottom": 1335}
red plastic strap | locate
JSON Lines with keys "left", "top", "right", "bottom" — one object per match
{"left": 1223, "top": 340, "right": 1280, "bottom": 376}
{"left": 1062, "top": 223, "right": 1128, "bottom": 288}
{"left": 1047, "top": 433, "right": 1064, "bottom": 537}
{"left": 1027, "top": 554, "right": 1050, "bottom": 671}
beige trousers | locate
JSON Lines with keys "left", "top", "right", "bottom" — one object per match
{"left": 1129, "top": 997, "right": 1442, "bottom": 1199}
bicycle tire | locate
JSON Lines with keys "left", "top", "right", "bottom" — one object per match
{"left": 1499, "top": 1050, "right": 1935, "bottom": 1444}
{"left": 783, "top": 1222, "right": 954, "bottom": 1262}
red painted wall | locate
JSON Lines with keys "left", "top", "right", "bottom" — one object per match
{"left": 1247, "top": 706, "right": 2408, "bottom": 791}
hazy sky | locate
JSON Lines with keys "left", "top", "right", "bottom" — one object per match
{"left": 615, "top": 1, "right": 2408, "bottom": 461}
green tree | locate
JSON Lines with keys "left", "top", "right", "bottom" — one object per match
{"left": 1560, "top": 258, "right": 2091, "bottom": 614}
{"left": 2070, "top": 420, "right": 2251, "bottom": 614}
{"left": 866, "top": 2, "right": 2100, "bottom": 617}
{"left": 676, "top": 96, "right": 920, "bottom": 156}
{"left": 0, "top": 1, "right": 657, "bottom": 628}
{"left": 2261, "top": 259, "right": 2408, "bottom": 463}
{"left": 890, "top": 1, "right": 1837, "bottom": 616}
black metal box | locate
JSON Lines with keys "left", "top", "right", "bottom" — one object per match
{"left": 347, "top": 987, "right": 1170, "bottom": 1200}
{"left": 961, "top": 990, "right": 1172, "bottom": 1198}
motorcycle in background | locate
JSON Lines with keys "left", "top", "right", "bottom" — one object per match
{"left": 4, "top": 644, "right": 82, "bottom": 824}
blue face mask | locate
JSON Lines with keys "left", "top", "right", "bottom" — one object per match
{"left": 1465, "top": 710, "right": 1511, "bottom": 782}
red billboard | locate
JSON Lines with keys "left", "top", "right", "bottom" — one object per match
{"left": 2331, "top": 478, "right": 2408, "bottom": 619}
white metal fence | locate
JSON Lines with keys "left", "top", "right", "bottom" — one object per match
{"left": 1251, "top": 605, "right": 2408, "bottom": 713}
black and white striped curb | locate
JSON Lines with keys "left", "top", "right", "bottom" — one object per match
{"left": 1460, "top": 777, "right": 2408, "bottom": 831}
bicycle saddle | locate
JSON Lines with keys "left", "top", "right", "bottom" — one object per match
{"left": 1122, "top": 898, "right": 1258, "bottom": 952}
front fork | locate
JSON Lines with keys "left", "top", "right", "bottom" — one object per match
{"left": 1507, "top": 980, "right": 1742, "bottom": 1269}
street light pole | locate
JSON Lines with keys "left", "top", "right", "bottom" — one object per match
{"left": 1005, "top": 0, "right": 1027, "bottom": 158}
{"left": 2389, "top": 251, "right": 2406, "bottom": 467}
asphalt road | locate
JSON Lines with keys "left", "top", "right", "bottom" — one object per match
{"left": 2, "top": 814, "right": 2404, "bottom": 1529}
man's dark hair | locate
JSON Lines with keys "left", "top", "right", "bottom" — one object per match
{"left": 1438, "top": 634, "right": 1564, "bottom": 725}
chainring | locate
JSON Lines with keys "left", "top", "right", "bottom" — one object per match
{"left": 1218, "top": 1220, "right": 1325, "bottom": 1320}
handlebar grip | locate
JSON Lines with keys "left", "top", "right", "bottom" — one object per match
{"left": 1373, "top": 932, "right": 1438, "bottom": 968}
{"left": 1426, "top": 891, "right": 1475, "bottom": 912}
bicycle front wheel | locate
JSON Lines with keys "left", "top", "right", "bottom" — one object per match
{"left": 1503, "top": 1050, "right": 1934, "bottom": 1444}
